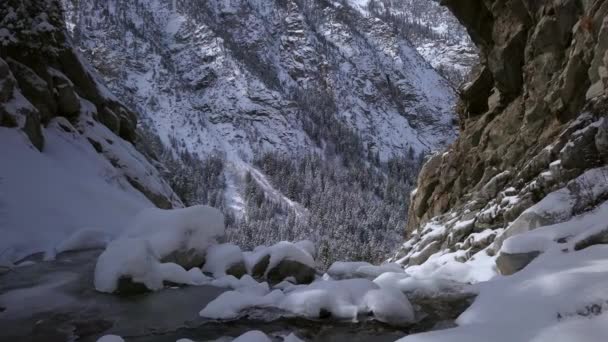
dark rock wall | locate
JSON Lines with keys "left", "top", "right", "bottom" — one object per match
{"left": 0, "top": 0, "right": 138, "bottom": 150}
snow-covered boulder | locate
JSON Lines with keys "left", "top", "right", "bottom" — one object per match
{"left": 202, "top": 243, "right": 247, "bottom": 278}
{"left": 94, "top": 205, "right": 225, "bottom": 293}
{"left": 326, "top": 261, "right": 403, "bottom": 280}
{"left": 327, "top": 261, "right": 373, "bottom": 280}
{"left": 200, "top": 277, "right": 416, "bottom": 326}
{"left": 121, "top": 205, "right": 225, "bottom": 269}
{"left": 247, "top": 241, "right": 316, "bottom": 284}
{"left": 232, "top": 330, "right": 272, "bottom": 342}
{"left": 94, "top": 238, "right": 207, "bottom": 294}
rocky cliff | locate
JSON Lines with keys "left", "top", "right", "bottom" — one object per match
{"left": 395, "top": 0, "right": 608, "bottom": 268}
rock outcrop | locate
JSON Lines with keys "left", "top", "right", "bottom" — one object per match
{"left": 395, "top": 0, "right": 608, "bottom": 266}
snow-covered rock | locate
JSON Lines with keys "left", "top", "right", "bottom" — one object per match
{"left": 96, "top": 335, "right": 124, "bottom": 342}
{"left": 94, "top": 238, "right": 205, "bottom": 294}
{"left": 200, "top": 277, "right": 416, "bottom": 326}
{"left": 326, "top": 261, "right": 373, "bottom": 280}
{"left": 248, "top": 241, "right": 317, "bottom": 284}
{"left": 232, "top": 331, "right": 272, "bottom": 342}
{"left": 202, "top": 243, "right": 246, "bottom": 278}
{"left": 121, "top": 205, "right": 225, "bottom": 269}
{"left": 398, "top": 245, "right": 608, "bottom": 342}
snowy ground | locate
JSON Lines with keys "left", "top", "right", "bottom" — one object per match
{"left": 0, "top": 122, "right": 166, "bottom": 265}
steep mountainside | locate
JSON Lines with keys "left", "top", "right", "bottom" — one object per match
{"left": 0, "top": 0, "right": 181, "bottom": 264}
{"left": 62, "top": 0, "right": 458, "bottom": 264}
{"left": 394, "top": 0, "right": 608, "bottom": 271}
{"left": 356, "top": 0, "right": 478, "bottom": 86}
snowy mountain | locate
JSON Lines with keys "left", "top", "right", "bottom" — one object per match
{"left": 0, "top": 0, "right": 181, "bottom": 264}
{"left": 348, "top": 0, "right": 478, "bottom": 86}
{"left": 61, "top": 0, "right": 459, "bottom": 264}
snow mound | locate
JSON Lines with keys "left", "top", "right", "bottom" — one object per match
{"left": 233, "top": 331, "right": 272, "bottom": 342}
{"left": 93, "top": 205, "right": 226, "bottom": 293}
{"left": 209, "top": 274, "right": 270, "bottom": 296}
{"left": 294, "top": 240, "right": 316, "bottom": 258}
{"left": 398, "top": 245, "right": 608, "bottom": 342}
{"left": 327, "top": 261, "right": 373, "bottom": 279}
{"left": 121, "top": 205, "right": 225, "bottom": 260}
{"left": 202, "top": 243, "right": 244, "bottom": 277}
{"left": 94, "top": 238, "right": 204, "bottom": 293}
{"left": 282, "top": 333, "right": 305, "bottom": 342}
{"left": 199, "top": 289, "right": 284, "bottom": 319}
{"left": 245, "top": 241, "right": 315, "bottom": 274}
{"left": 55, "top": 228, "right": 111, "bottom": 254}
{"left": 326, "top": 261, "right": 403, "bottom": 279}
{"left": 200, "top": 278, "right": 416, "bottom": 325}
{"left": 96, "top": 335, "right": 124, "bottom": 342}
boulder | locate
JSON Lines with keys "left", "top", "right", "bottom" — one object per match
{"left": 560, "top": 125, "right": 600, "bottom": 170}
{"left": 574, "top": 225, "right": 608, "bottom": 251}
{"left": 408, "top": 240, "right": 442, "bottom": 266}
{"left": 496, "top": 250, "right": 541, "bottom": 275}
{"left": 51, "top": 71, "right": 81, "bottom": 118}
{"left": 251, "top": 254, "right": 270, "bottom": 279}
{"left": 6, "top": 58, "right": 56, "bottom": 122}
{"left": 160, "top": 248, "right": 206, "bottom": 270}
{"left": 98, "top": 106, "right": 120, "bottom": 133}
{"left": 266, "top": 259, "right": 316, "bottom": 285}
{"left": 251, "top": 241, "right": 316, "bottom": 284}
{"left": 113, "top": 277, "right": 150, "bottom": 296}
{"left": 596, "top": 118, "right": 608, "bottom": 163}
{"left": 226, "top": 261, "right": 247, "bottom": 279}
{"left": 22, "top": 108, "right": 45, "bottom": 151}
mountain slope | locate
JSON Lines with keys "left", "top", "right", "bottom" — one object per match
{"left": 62, "top": 0, "right": 458, "bottom": 264}
{"left": 0, "top": 0, "right": 181, "bottom": 264}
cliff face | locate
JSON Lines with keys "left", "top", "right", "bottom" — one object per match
{"left": 396, "top": 0, "right": 608, "bottom": 266}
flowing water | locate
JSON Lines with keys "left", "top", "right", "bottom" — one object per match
{"left": 0, "top": 250, "right": 419, "bottom": 342}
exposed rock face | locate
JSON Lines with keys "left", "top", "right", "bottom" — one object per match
{"left": 397, "top": 0, "right": 608, "bottom": 266}
{"left": 495, "top": 250, "right": 541, "bottom": 276}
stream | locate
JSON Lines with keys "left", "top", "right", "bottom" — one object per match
{"left": 0, "top": 250, "right": 473, "bottom": 342}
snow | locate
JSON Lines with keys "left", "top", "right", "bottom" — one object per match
{"left": 93, "top": 238, "right": 203, "bottom": 293}
{"left": 243, "top": 241, "right": 315, "bottom": 276}
{"left": 294, "top": 240, "right": 316, "bottom": 258}
{"left": 209, "top": 274, "right": 270, "bottom": 296}
{"left": 0, "top": 123, "right": 157, "bottom": 265}
{"left": 396, "top": 168, "right": 608, "bottom": 341}
{"left": 326, "top": 261, "right": 373, "bottom": 279}
{"left": 93, "top": 205, "right": 226, "bottom": 292}
{"left": 96, "top": 335, "right": 124, "bottom": 342}
{"left": 502, "top": 200, "right": 608, "bottom": 255}
{"left": 199, "top": 289, "right": 284, "bottom": 319}
{"left": 354, "top": 263, "right": 403, "bottom": 279}
{"left": 121, "top": 205, "right": 225, "bottom": 260}
{"left": 282, "top": 333, "right": 305, "bottom": 342}
{"left": 202, "top": 243, "right": 244, "bottom": 277}
{"left": 232, "top": 331, "right": 272, "bottom": 342}
{"left": 398, "top": 245, "right": 608, "bottom": 342}
{"left": 199, "top": 278, "right": 415, "bottom": 325}
{"left": 362, "top": 287, "right": 415, "bottom": 325}
{"left": 54, "top": 228, "right": 111, "bottom": 254}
